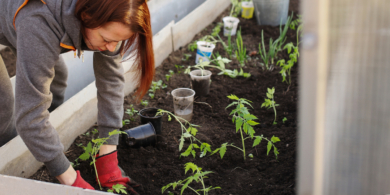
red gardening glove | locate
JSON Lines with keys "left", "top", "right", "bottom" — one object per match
{"left": 71, "top": 170, "right": 95, "bottom": 190}
{"left": 95, "top": 150, "right": 140, "bottom": 195}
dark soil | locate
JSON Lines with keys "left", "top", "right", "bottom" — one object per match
{"left": 29, "top": 1, "right": 299, "bottom": 194}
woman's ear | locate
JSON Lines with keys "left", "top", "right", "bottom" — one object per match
{"left": 80, "top": 12, "right": 92, "bottom": 22}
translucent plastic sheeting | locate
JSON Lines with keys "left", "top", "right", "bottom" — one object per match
{"left": 299, "top": 0, "right": 390, "bottom": 194}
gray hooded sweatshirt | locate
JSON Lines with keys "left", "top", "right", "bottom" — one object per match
{"left": 0, "top": 0, "right": 125, "bottom": 176}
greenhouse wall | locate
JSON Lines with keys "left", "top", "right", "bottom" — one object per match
{"left": 298, "top": 0, "right": 390, "bottom": 194}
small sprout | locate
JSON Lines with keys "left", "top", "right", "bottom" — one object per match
{"left": 122, "top": 119, "right": 130, "bottom": 126}
{"left": 282, "top": 117, "right": 287, "bottom": 123}
{"left": 107, "top": 184, "right": 127, "bottom": 194}
{"left": 181, "top": 54, "right": 192, "bottom": 61}
{"left": 261, "top": 87, "right": 279, "bottom": 125}
{"left": 175, "top": 65, "right": 184, "bottom": 73}
{"left": 165, "top": 70, "right": 174, "bottom": 82}
{"left": 248, "top": 153, "right": 254, "bottom": 158}
{"left": 149, "top": 93, "right": 155, "bottom": 99}
{"left": 141, "top": 100, "right": 148, "bottom": 107}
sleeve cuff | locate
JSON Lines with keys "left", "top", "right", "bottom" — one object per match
{"left": 99, "top": 126, "right": 120, "bottom": 145}
{"left": 44, "top": 152, "right": 70, "bottom": 177}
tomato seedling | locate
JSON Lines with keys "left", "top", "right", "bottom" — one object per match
{"left": 156, "top": 109, "right": 213, "bottom": 159}
{"left": 162, "top": 162, "right": 221, "bottom": 195}
{"left": 261, "top": 87, "right": 279, "bottom": 125}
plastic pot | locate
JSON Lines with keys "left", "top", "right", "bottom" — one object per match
{"left": 171, "top": 88, "right": 195, "bottom": 122}
{"left": 253, "top": 0, "right": 290, "bottom": 26}
{"left": 190, "top": 70, "right": 212, "bottom": 97}
{"left": 139, "top": 108, "right": 163, "bottom": 135}
{"left": 195, "top": 41, "right": 216, "bottom": 64}
{"left": 241, "top": 1, "right": 254, "bottom": 19}
{"left": 122, "top": 122, "right": 157, "bottom": 148}
{"left": 223, "top": 16, "right": 240, "bottom": 36}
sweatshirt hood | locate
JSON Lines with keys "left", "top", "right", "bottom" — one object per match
{"left": 45, "top": 0, "right": 83, "bottom": 57}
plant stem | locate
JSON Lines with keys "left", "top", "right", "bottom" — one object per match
{"left": 198, "top": 168, "right": 207, "bottom": 195}
{"left": 240, "top": 127, "right": 246, "bottom": 160}
{"left": 272, "top": 97, "right": 277, "bottom": 124}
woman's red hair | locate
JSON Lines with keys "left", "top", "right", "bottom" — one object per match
{"left": 75, "top": 0, "right": 155, "bottom": 100}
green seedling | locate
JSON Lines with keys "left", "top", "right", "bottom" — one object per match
{"left": 185, "top": 57, "right": 250, "bottom": 78}
{"left": 182, "top": 54, "right": 192, "bottom": 61}
{"left": 188, "top": 35, "right": 219, "bottom": 52}
{"left": 211, "top": 22, "right": 223, "bottom": 37}
{"left": 282, "top": 117, "right": 288, "bottom": 123}
{"left": 212, "top": 95, "right": 259, "bottom": 160}
{"left": 165, "top": 70, "right": 174, "bottom": 82}
{"left": 261, "top": 87, "right": 279, "bottom": 125}
{"left": 235, "top": 28, "right": 247, "bottom": 68}
{"left": 122, "top": 119, "right": 130, "bottom": 126}
{"left": 277, "top": 42, "right": 299, "bottom": 85}
{"left": 275, "top": 14, "right": 293, "bottom": 52}
{"left": 175, "top": 65, "right": 185, "bottom": 73}
{"left": 259, "top": 30, "right": 279, "bottom": 70}
{"left": 229, "top": 0, "right": 242, "bottom": 17}
{"left": 125, "top": 105, "right": 138, "bottom": 121}
{"left": 148, "top": 80, "right": 166, "bottom": 99}
{"left": 71, "top": 158, "right": 80, "bottom": 168}
{"left": 248, "top": 153, "right": 254, "bottom": 158}
{"left": 79, "top": 130, "right": 125, "bottom": 190}
{"left": 156, "top": 109, "right": 212, "bottom": 159}
{"left": 253, "top": 135, "right": 280, "bottom": 159}
{"left": 141, "top": 100, "right": 148, "bottom": 107}
{"left": 108, "top": 184, "right": 127, "bottom": 194}
{"left": 162, "top": 162, "right": 221, "bottom": 195}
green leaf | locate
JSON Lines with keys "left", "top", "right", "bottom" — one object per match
{"left": 191, "top": 150, "right": 196, "bottom": 158}
{"left": 266, "top": 93, "right": 273, "bottom": 99}
{"left": 219, "top": 144, "right": 227, "bottom": 159}
{"left": 187, "top": 127, "right": 198, "bottom": 136}
{"left": 181, "top": 145, "right": 193, "bottom": 157}
{"left": 247, "top": 120, "right": 260, "bottom": 126}
{"left": 185, "top": 162, "right": 197, "bottom": 174}
{"left": 267, "top": 141, "right": 272, "bottom": 155}
{"left": 179, "top": 137, "right": 185, "bottom": 151}
{"left": 193, "top": 144, "right": 200, "bottom": 149}
{"left": 183, "top": 132, "right": 192, "bottom": 138}
{"left": 236, "top": 118, "right": 243, "bottom": 132}
{"left": 85, "top": 142, "right": 92, "bottom": 154}
{"left": 244, "top": 114, "right": 258, "bottom": 120}
{"left": 267, "top": 88, "right": 273, "bottom": 94}
{"left": 227, "top": 94, "right": 239, "bottom": 100}
{"left": 253, "top": 136, "right": 262, "bottom": 147}
{"left": 271, "top": 136, "right": 281, "bottom": 143}
{"left": 225, "top": 102, "right": 238, "bottom": 110}
{"left": 79, "top": 152, "right": 90, "bottom": 161}
{"left": 274, "top": 146, "right": 279, "bottom": 159}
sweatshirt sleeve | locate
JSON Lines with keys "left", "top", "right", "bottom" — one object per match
{"left": 93, "top": 45, "right": 125, "bottom": 145}
{"left": 14, "top": 16, "right": 70, "bottom": 176}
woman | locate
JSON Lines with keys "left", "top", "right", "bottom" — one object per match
{"left": 0, "top": 0, "right": 154, "bottom": 193}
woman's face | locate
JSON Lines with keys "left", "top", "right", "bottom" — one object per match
{"left": 83, "top": 22, "right": 134, "bottom": 52}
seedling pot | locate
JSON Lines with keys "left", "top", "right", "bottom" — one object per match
{"left": 139, "top": 108, "right": 163, "bottom": 135}
{"left": 223, "top": 16, "right": 240, "bottom": 36}
{"left": 190, "top": 70, "right": 212, "bottom": 96}
{"left": 253, "top": 0, "right": 290, "bottom": 26}
{"left": 122, "top": 122, "right": 157, "bottom": 148}
{"left": 171, "top": 88, "right": 195, "bottom": 122}
{"left": 195, "top": 41, "right": 216, "bottom": 64}
{"left": 241, "top": 2, "right": 254, "bottom": 19}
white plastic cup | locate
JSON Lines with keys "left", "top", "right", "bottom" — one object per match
{"left": 223, "top": 16, "right": 240, "bottom": 36}
{"left": 195, "top": 41, "right": 216, "bottom": 64}
{"left": 171, "top": 88, "right": 196, "bottom": 122}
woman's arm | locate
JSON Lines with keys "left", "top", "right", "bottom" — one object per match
{"left": 14, "top": 16, "right": 70, "bottom": 177}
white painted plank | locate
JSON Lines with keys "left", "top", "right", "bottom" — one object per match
{"left": 172, "top": 0, "right": 231, "bottom": 51}
{"left": 0, "top": 174, "right": 109, "bottom": 195}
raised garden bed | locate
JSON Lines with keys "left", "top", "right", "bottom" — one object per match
{"left": 28, "top": 1, "right": 300, "bottom": 194}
